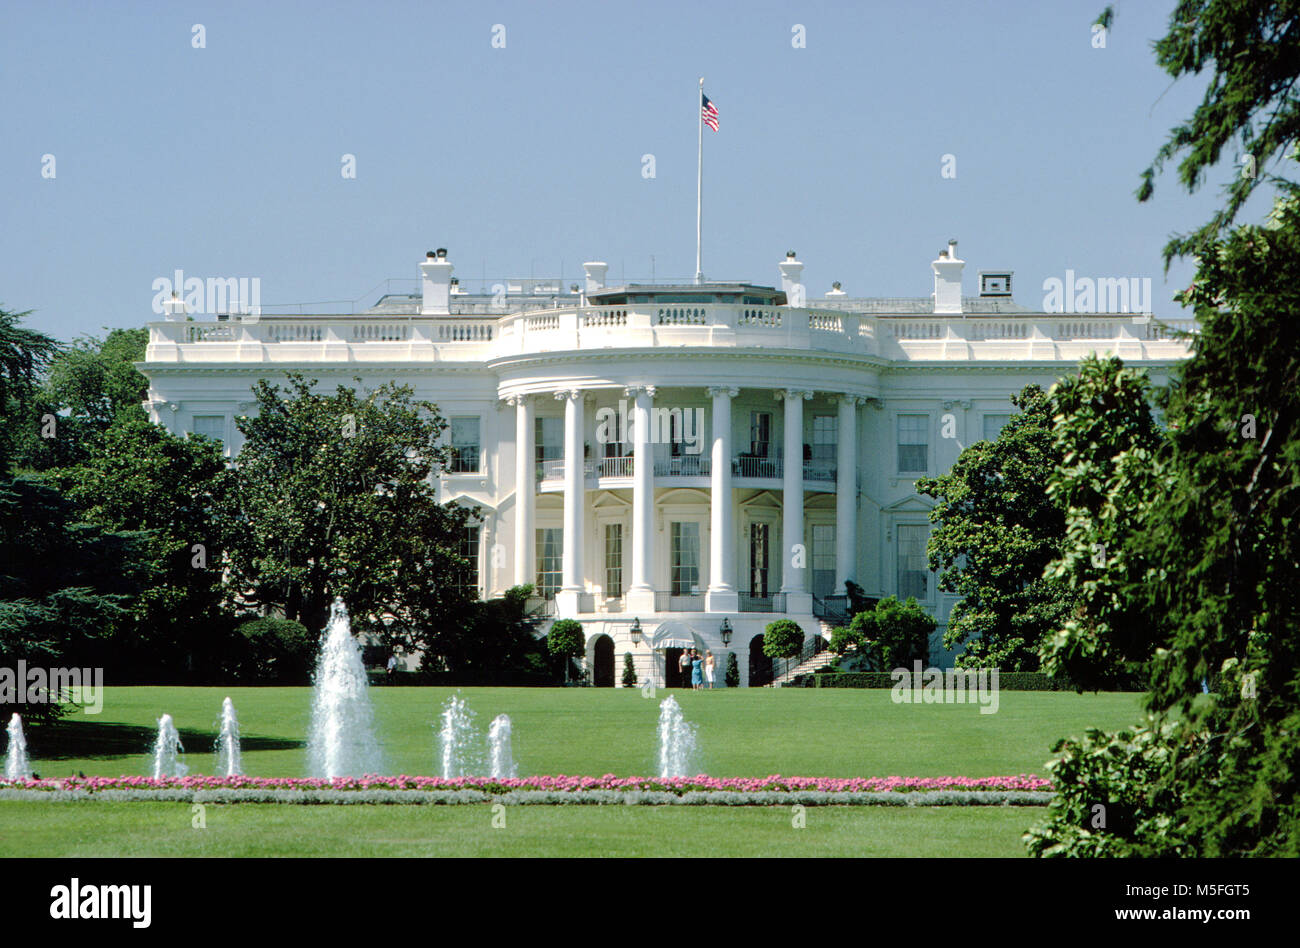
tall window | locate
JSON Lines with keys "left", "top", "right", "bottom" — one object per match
{"left": 604, "top": 523, "right": 624, "bottom": 598}
{"left": 191, "top": 415, "right": 225, "bottom": 447}
{"left": 450, "top": 417, "right": 480, "bottom": 473}
{"left": 536, "top": 528, "right": 563, "bottom": 600}
{"left": 811, "top": 523, "right": 836, "bottom": 598}
{"left": 897, "top": 414, "right": 928, "bottom": 473}
{"left": 897, "top": 524, "right": 930, "bottom": 601}
{"left": 749, "top": 522, "right": 770, "bottom": 597}
{"left": 535, "top": 416, "right": 563, "bottom": 464}
{"left": 458, "top": 525, "right": 481, "bottom": 595}
{"left": 750, "top": 412, "right": 772, "bottom": 457}
{"left": 670, "top": 521, "right": 701, "bottom": 595}
{"left": 982, "top": 413, "right": 1011, "bottom": 443}
{"left": 812, "top": 414, "right": 837, "bottom": 462}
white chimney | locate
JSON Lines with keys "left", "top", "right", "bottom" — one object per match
{"left": 778, "top": 250, "right": 805, "bottom": 306}
{"left": 420, "top": 249, "right": 454, "bottom": 316}
{"left": 582, "top": 261, "right": 608, "bottom": 295}
{"left": 162, "top": 292, "right": 187, "bottom": 321}
{"left": 932, "top": 239, "right": 964, "bottom": 315}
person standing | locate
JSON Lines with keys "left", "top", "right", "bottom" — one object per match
{"left": 691, "top": 652, "right": 704, "bottom": 691}
{"left": 678, "top": 649, "right": 692, "bottom": 688}
{"left": 704, "top": 651, "right": 716, "bottom": 689}
{"left": 386, "top": 653, "right": 398, "bottom": 683}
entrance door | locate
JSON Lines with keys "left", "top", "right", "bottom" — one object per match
{"left": 592, "top": 635, "right": 615, "bottom": 687}
{"left": 665, "top": 647, "right": 685, "bottom": 688}
{"left": 748, "top": 634, "right": 772, "bottom": 687}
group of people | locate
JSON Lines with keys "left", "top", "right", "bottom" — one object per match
{"left": 677, "top": 648, "right": 716, "bottom": 690}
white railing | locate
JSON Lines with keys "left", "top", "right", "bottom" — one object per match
{"left": 148, "top": 306, "right": 1194, "bottom": 364}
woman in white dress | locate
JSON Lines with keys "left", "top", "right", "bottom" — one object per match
{"left": 704, "top": 651, "right": 716, "bottom": 689}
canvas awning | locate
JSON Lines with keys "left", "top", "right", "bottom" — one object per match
{"left": 645, "top": 620, "right": 708, "bottom": 652}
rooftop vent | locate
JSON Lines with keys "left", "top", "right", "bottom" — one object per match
{"left": 978, "top": 271, "right": 1014, "bottom": 298}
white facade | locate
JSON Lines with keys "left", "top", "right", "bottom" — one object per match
{"left": 139, "top": 245, "right": 1194, "bottom": 686}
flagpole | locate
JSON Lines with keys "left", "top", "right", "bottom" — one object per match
{"left": 695, "top": 76, "right": 703, "bottom": 285}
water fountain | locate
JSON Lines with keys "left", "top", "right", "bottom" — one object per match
{"left": 487, "top": 713, "right": 518, "bottom": 779}
{"left": 437, "top": 694, "right": 483, "bottom": 778}
{"left": 657, "top": 695, "right": 699, "bottom": 778}
{"left": 151, "top": 714, "right": 188, "bottom": 778}
{"left": 4, "top": 713, "right": 32, "bottom": 781}
{"left": 307, "top": 598, "right": 382, "bottom": 778}
{"left": 215, "top": 697, "right": 242, "bottom": 777}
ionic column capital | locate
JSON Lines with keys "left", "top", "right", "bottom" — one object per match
{"left": 706, "top": 386, "right": 740, "bottom": 399}
{"left": 554, "top": 388, "right": 585, "bottom": 402}
{"left": 776, "top": 389, "right": 814, "bottom": 402}
{"left": 623, "top": 385, "right": 657, "bottom": 399}
{"left": 836, "top": 394, "right": 867, "bottom": 407}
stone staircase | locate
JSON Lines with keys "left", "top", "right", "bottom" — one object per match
{"left": 771, "top": 647, "right": 841, "bottom": 687}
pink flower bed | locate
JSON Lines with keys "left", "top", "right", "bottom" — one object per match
{"left": 3, "top": 773, "right": 1050, "bottom": 793}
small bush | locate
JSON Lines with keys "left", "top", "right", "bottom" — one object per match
{"left": 724, "top": 652, "right": 740, "bottom": 688}
{"left": 230, "top": 617, "right": 315, "bottom": 684}
{"left": 621, "top": 652, "right": 637, "bottom": 688}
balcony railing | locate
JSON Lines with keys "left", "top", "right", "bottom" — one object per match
{"left": 653, "top": 455, "right": 710, "bottom": 477}
{"left": 734, "top": 456, "right": 782, "bottom": 479}
{"left": 655, "top": 591, "right": 705, "bottom": 612}
{"left": 149, "top": 306, "right": 1195, "bottom": 367}
{"left": 738, "top": 591, "right": 787, "bottom": 613}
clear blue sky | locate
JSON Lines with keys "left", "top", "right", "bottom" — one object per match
{"left": 0, "top": 0, "right": 1260, "bottom": 340}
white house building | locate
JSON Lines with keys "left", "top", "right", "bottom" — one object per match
{"left": 139, "top": 241, "right": 1194, "bottom": 687}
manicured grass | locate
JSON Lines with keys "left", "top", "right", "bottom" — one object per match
{"left": 20, "top": 685, "right": 1144, "bottom": 779}
{"left": 0, "top": 801, "right": 1040, "bottom": 857}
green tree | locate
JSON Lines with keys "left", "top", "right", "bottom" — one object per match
{"left": 10, "top": 328, "right": 148, "bottom": 471}
{"left": 546, "top": 619, "right": 585, "bottom": 682}
{"left": 220, "top": 373, "right": 474, "bottom": 642}
{"left": 420, "top": 585, "right": 551, "bottom": 684}
{"left": 55, "top": 418, "right": 233, "bottom": 680}
{"left": 762, "top": 618, "right": 804, "bottom": 679}
{"left": 830, "top": 595, "right": 934, "bottom": 670}
{"left": 621, "top": 652, "right": 638, "bottom": 688}
{"left": 0, "top": 307, "right": 61, "bottom": 474}
{"left": 0, "top": 475, "right": 145, "bottom": 719}
{"left": 1038, "top": 355, "right": 1166, "bottom": 688}
{"left": 724, "top": 652, "right": 739, "bottom": 688}
{"left": 918, "top": 385, "right": 1074, "bottom": 670}
{"left": 1031, "top": 1, "right": 1300, "bottom": 856}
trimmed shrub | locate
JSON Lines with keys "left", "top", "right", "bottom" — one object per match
{"left": 229, "top": 617, "right": 314, "bottom": 684}
{"left": 724, "top": 652, "right": 740, "bottom": 688}
{"left": 621, "top": 652, "right": 637, "bottom": 688}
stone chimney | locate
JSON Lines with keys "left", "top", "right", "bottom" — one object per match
{"left": 778, "top": 250, "right": 805, "bottom": 306}
{"left": 582, "top": 261, "right": 609, "bottom": 295}
{"left": 162, "top": 292, "right": 187, "bottom": 321}
{"left": 420, "top": 248, "right": 454, "bottom": 316}
{"left": 932, "top": 239, "right": 964, "bottom": 315}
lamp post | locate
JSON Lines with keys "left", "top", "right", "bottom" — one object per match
{"left": 720, "top": 617, "right": 732, "bottom": 647}
{"left": 630, "top": 618, "right": 642, "bottom": 645}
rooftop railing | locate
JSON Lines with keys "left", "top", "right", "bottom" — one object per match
{"left": 146, "top": 305, "right": 1196, "bottom": 365}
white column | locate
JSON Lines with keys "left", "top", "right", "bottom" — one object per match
{"left": 835, "top": 395, "right": 861, "bottom": 596}
{"left": 556, "top": 389, "right": 586, "bottom": 615}
{"left": 511, "top": 395, "right": 536, "bottom": 588}
{"left": 626, "top": 386, "right": 657, "bottom": 614}
{"left": 706, "top": 386, "right": 739, "bottom": 612}
{"left": 779, "top": 389, "right": 813, "bottom": 613}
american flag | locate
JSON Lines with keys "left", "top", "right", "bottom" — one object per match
{"left": 701, "top": 93, "right": 719, "bottom": 131}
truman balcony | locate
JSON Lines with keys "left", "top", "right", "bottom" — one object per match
{"left": 535, "top": 450, "right": 852, "bottom": 493}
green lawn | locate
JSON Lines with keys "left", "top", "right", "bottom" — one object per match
{"left": 0, "top": 801, "right": 1041, "bottom": 857}
{"left": 5, "top": 686, "right": 1141, "bottom": 857}
{"left": 20, "top": 685, "right": 1142, "bottom": 778}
